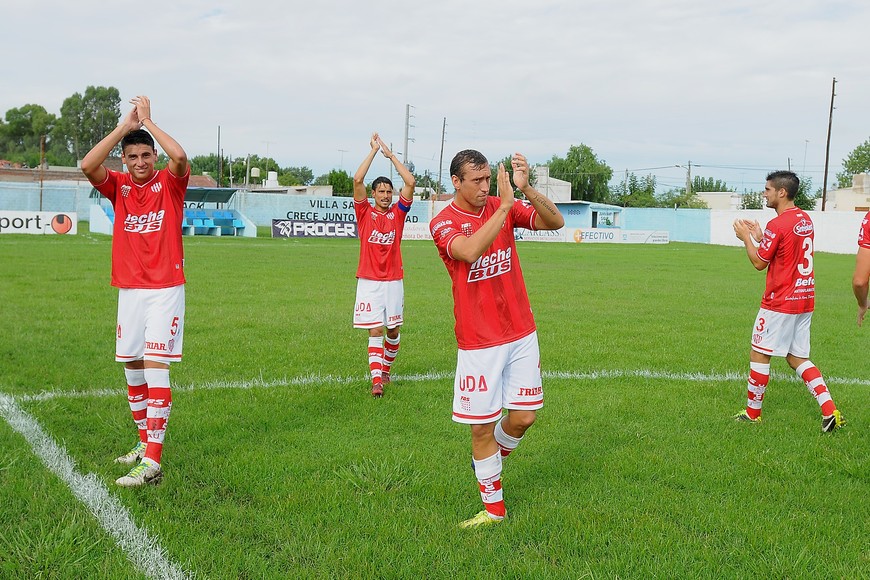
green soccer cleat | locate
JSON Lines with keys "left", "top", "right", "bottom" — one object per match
{"left": 733, "top": 410, "right": 761, "bottom": 423}
{"left": 821, "top": 409, "right": 845, "bottom": 433}
{"left": 115, "top": 461, "right": 163, "bottom": 487}
{"left": 114, "top": 441, "right": 147, "bottom": 465}
{"left": 459, "top": 510, "right": 503, "bottom": 529}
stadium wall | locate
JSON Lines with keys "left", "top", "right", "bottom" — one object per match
{"left": 3, "top": 184, "right": 865, "bottom": 253}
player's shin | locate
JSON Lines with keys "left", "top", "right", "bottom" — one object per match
{"left": 472, "top": 451, "right": 506, "bottom": 519}
{"left": 143, "top": 367, "right": 172, "bottom": 466}
{"left": 745, "top": 362, "right": 770, "bottom": 419}
{"left": 368, "top": 336, "right": 384, "bottom": 387}
{"left": 795, "top": 361, "right": 836, "bottom": 416}
{"left": 124, "top": 368, "right": 148, "bottom": 443}
{"left": 382, "top": 334, "right": 400, "bottom": 379}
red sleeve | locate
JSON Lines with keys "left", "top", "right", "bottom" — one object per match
{"left": 511, "top": 200, "right": 538, "bottom": 230}
{"left": 92, "top": 169, "right": 119, "bottom": 204}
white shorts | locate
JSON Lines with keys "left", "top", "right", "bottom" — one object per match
{"left": 452, "top": 331, "right": 543, "bottom": 424}
{"left": 116, "top": 285, "right": 185, "bottom": 364}
{"left": 750, "top": 308, "right": 812, "bottom": 358}
{"left": 353, "top": 278, "right": 404, "bottom": 330}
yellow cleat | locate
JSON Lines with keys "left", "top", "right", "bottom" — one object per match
{"left": 459, "top": 510, "right": 503, "bottom": 529}
{"left": 822, "top": 409, "right": 845, "bottom": 432}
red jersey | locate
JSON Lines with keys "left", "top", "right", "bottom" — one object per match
{"left": 756, "top": 207, "right": 815, "bottom": 314}
{"left": 91, "top": 166, "right": 190, "bottom": 289}
{"left": 858, "top": 210, "right": 870, "bottom": 249}
{"left": 430, "top": 197, "right": 538, "bottom": 349}
{"left": 354, "top": 195, "right": 412, "bottom": 281}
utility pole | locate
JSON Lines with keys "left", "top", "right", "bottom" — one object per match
{"left": 822, "top": 77, "right": 836, "bottom": 211}
{"left": 686, "top": 161, "right": 692, "bottom": 196}
{"left": 217, "top": 126, "right": 222, "bottom": 187}
{"left": 403, "top": 104, "right": 415, "bottom": 170}
{"left": 437, "top": 117, "right": 446, "bottom": 197}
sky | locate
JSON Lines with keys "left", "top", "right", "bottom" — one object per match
{"left": 3, "top": 0, "right": 869, "bottom": 194}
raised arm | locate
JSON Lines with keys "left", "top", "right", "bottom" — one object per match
{"left": 511, "top": 153, "right": 564, "bottom": 230}
{"left": 853, "top": 247, "right": 870, "bottom": 326}
{"left": 353, "top": 133, "right": 380, "bottom": 202}
{"left": 449, "top": 163, "right": 516, "bottom": 263}
{"left": 132, "top": 96, "right": 188, "bottom": 177}
{"left": 377, "top": 137, "right": 415, "bottom": 200}
{"left": 80, "top": 106, "right": 141, "bottom": 184}
{"left": 733, "top": 219, "right": 767, "bottom": 270}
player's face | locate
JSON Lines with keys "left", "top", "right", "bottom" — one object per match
{"left": 372, "top": 183, "right": 393, "bottom": 211}
{"left": 763, "top": 181, "right": 783, "bottom": 209}
{"left": 122, "top": 144, "right": 158, "bottom": 184}
{"left": 452, "top": 164, "right": 491, "bottom": 209}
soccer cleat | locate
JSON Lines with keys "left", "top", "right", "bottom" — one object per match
{"left": 381, "top": 372, "right": 391, "bottom": 385}
{"left": 114, "top": 441, "right": 147, "bottom": 465}
{"left": 821, "top": 409, "right": 845, "bottom": 432}
{"left": 733, "top": 410, "right": 761, "bottom": 423}
{"left": 459, "top": 510, "right": 503, "bottom": 529}
{"left": 371, "top": 383, "right": 384, "bottom": 398}
{"left": 115, "top": 461, "right": 163, "bottom": 487}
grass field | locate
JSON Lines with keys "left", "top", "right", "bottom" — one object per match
{"left": 1, "top": 225, "right": 868, "bottom": 579}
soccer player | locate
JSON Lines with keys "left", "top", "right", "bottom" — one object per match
{"left": 430, "top": 150, "right": 564, "bottom": 528}
{"left": 352, "top": 133, "right": 416, "bottom": 397}
{"left": 732, "top": 170, "right": 844, "bottom": 432}
{"left": 81, "top": 96, "right": 190, "bottom": 486}
{"left": 851, "top": 209, "right": 870, "bottom": 326}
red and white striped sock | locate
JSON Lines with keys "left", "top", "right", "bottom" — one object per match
{"left": 368, "top": 336, "right": 384, "bottom": 387}
{"left": 472, "top": 451, "right": 506, "bottom": 520}
{"left": 143, "top": 368, "right": 172, "bottom": 466}
{"left": 124, "top": 368, "right": 148, "bottom": 444}
{"left": 745, "top": 362, "right": 770, "bottom": 420}
{"left": 494, "top": 416, "right": 522, "bottom": 458}
{"left": 795, "top": 361, "right": 836, "bottom": 416}
{"left": 382, "top": 334, "right": 400, "bottom": 377}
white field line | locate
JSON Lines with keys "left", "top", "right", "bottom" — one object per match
{"left": 0, "top": 392, "right": 189, "bottom": 580}
{"left": 14, "top": 367, "right": 870, "bottom": 403}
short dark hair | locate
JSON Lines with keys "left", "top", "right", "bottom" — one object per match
{"left": 371, "top": 176, "right": 393, "bottom": 191}
{"left": 766, "top": 170, "right": 799, "bottom": 199}
{"left": 121, "top": 129, "right": 155, "bottom": 152}
{"left": 450, "top": 149, "right": 489, "bottom": 181}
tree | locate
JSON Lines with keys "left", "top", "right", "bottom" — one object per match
{"left": 609, "top": 173, "right": 658, "bottom": 207}
{"left": 314, "top": 169, "right": 354, "bottom": 195}
{"left": 836, "top": 137, "right": 870, "bottom": 189}
{"left": 691, "top": 176, "right": 734, "bottom": 193}
{"left": 547, "top": 144, "right": 612, "bottom": 202}
{"left": 741, "top": 191, "right": 763, "bottom": 210}
{"left": 54, "top": 86, "right": 121, "bottom": 161}
{"left": 279, "top": 166, "right": 314, "bottom": 186}
{"left": 657, "top": 188, "right": 708, "bottom": 209}
{"left": 793, "top": 175, "right": 817, "bottom": 211}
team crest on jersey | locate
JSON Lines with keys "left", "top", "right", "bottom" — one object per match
{"left": 461, "top": 223, "right": 473, "bottom": 237}
{"left": 124, "top": 210, "right": 165, "bottom": 233}
{"left": 793, "top": 219, "right": 813, "bottom": 236}
{"left": 121, "top": 185, "right": 131, "bottom": 198}
{"left": 151, "top": 182, "right": 163, "bottom": 194}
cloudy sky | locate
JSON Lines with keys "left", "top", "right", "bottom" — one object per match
{"left": 3, "top": 0, "right": 868, "bottom": 193}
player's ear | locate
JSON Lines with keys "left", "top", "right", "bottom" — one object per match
{"left": 451, "top": 175, "right": 461, "bottom": 189}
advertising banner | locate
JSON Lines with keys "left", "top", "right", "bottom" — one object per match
{"left": 0, "top": 211, "right": 77, "bottom": 235}
{"left": 271, "top": 219, "right": 357, "bottom": 238}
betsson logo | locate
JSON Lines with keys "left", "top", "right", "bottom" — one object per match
{"left": 467, "top": 247, "right": 512, "bottom": 282}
